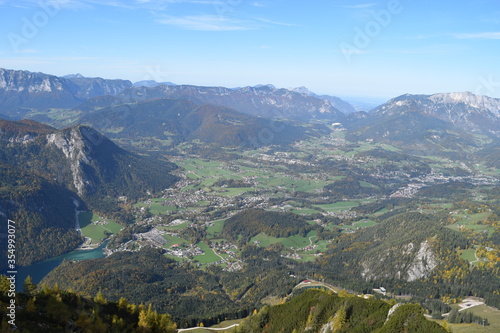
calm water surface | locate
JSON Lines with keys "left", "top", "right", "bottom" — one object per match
{"left": 15, "top": 241, "right": 107, "bottom": 291}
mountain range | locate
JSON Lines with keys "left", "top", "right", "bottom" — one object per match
{"left": 2, "top": 68, "right": 500, "bottom": 144}
{"left": 343, "top": 93, "right": 500, "bottom": 156}
{"left": 0, "top": 68, "right": 349, "bottom": 122}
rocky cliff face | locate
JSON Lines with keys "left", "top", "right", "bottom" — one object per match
{"left": 406, "top": 241, "right": 438, "bottom": 281}
{"left": 0, "top": 68, "right": 81, "bottom": 115}
{"left": 46, "top": 126, "right": 98, "bottom": 195}
{"left": 0, "top": 68, "right": 74, "bottom": 93}
{"left": 361, "top": 240, "right": 439, "bottom": 282}
{"left": 0, "top": 68, "right": 132, "bottom": 118}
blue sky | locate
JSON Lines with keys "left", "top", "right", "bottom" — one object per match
{"left": 1, "top": 0, "right": 500, "bottom": 98}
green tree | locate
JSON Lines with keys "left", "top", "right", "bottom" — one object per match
{"left": 332, "top": 306, "right": 347, "bottom": 332}
{"left": 447, "top": 309, "right": 459, "bottom": 324}
{"left": 441, "top": 320, "right": 452, "bottom": 333}
{"left": 138, "top": 309, "right": 151, "bottom": 332}
{"left": 23, "top": 275, "right": 37, "bottom": 295}
{"left": 0, "top": 275, "right": 10, "bottom": 293}
{"left": 94, "top": 290, "right": 108, "bottom": 305}
{"left": 26, "top": 297, "right": 37, "bottom": 312}
{"left": 118, "top": 296, "right": 129, "bottom": 310}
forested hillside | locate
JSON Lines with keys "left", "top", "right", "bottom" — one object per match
{"left": 0, "top": 275, "right": 177, "bottom": 332}
{"left": 236, "top": 289, "right": 447, "bottom": 333}
{"left": 222, "top": 209, "right": 315, "bottom": 243}
{"left": 320, "top": 212, "right": 469, "bottom": 282}
{"left": 78, "top": 98, "right": 311, "bottom": 149}
{"left": 0, "top": 164, "right": 82, "bottom": 266}
{"left": 41, "top": 246, "right": 300, "bottom": 327}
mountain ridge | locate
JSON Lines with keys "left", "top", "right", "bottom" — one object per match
{"left": 116, "top": 84, "right": 346, "bottom": 121}
{"left": 0, "top": 68, "right": 132, "bottom": 117}
{"left": 371, "top": 91, "right": 500, "bottom": 137}
{"left": 77, "top": 98, "right": 315, "bottom": 148}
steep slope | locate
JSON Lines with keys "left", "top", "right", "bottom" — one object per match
{"left": 45, "top": 126, "right": 178, "bottom": 199}
{"left": 371, "top": 92, "right": 500, "bottom": 137}
{"left": 237, "top": 289, "right": 446, "bottom": 333}
{"left": 0, "top": 164, "right": 83, "bottom": 266}
{"left": 321, "top": 212, "right": 469, "bottom": 283}
{"left": 345, "top": 111, "right": 478, "bottom": 154}
{"left": 0, "top": 119, "right": 178, "bottom": 221}
{"left": 117, "top": 84, "right": 345, "bottom": 121}
{"left": 0, "top": 281, "right": 177, "bottom": 332}
{"left": 78, "top": 98, "right": 312, "bottom": 148}
{"left": 474, "top": 139, "right": 500, "bottom": 169}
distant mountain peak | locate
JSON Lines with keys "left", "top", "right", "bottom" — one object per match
{"left": 289, "top": 86, "right": 314, "bottom": 95}
{"left": 63, "top": 73, "right": 85, "bottom": 79}
{"left": 133, "top": 80, "right": 177, "bottom": 88}
{"left": 252, "top": 84, "right": 276, "bottom": 90}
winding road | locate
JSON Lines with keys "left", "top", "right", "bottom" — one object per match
{"left": 293, "top": 279, "right": 338, "bottom": 293}
{"left": 178, "top": 324, "right": 240, "bottom": 332}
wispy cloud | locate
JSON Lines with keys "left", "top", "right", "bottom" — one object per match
{"left": 4, "top": 0, "right": 288, "bottom": 32}
{"left": 255, "top": 17, "right": 297, "bottom": 27}
{"left": 453, "top": 32, "right": 500, "bottom": 40}
{"left": 156, "top": 14, "right": 255, "bottom": 31}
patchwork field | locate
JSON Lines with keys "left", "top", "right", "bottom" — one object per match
{"left": 78, "top": 212, "right": 122, "bottom": 244}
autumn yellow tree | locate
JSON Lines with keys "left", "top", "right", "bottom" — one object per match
{"left": 332, "top": 306, "right": 347, "bottom": 332}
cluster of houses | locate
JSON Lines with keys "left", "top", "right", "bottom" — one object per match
{"left": 390, "top": 183, "right": 425, "bottom": 198}
{"left": 325, "top": 210, "right": 358, "bottom": 219}
{"left": 211, "top": 241, "right": 238, "bottom": 256}
{"left": 300, "top": 244, "right": 318, "bottom": 252}
{"left": 282, "top": 252, "right": 303, "bottom": 260}
{"left": 253, "top": 152, "right": 315, "bottom": 166}
{"left": 223, "top": 261, "right": 243, "bottom": 272}
{"left": 92, "top": 219, "right": 110, "bottom": 226}
{"left": 165, "top": 244, "right": 204, "bottom": 259}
